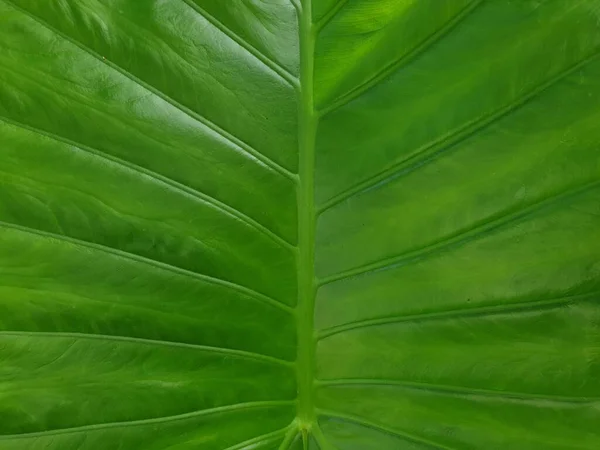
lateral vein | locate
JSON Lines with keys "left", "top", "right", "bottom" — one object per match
{"left": 2, "top": 0, "right": 295, "bottom": 180}
{"left": 0, "top": 220, "right": 294, "bottom": 314}
{"left": 0, "top": 331, "right": 294, "bottom": 367}
{"left": 317, "top": 0, "right": 483, "bottom": 117}
{"left": 319, "top": 47, "right": 600, "bottom": 214}
{"left": 316, "top": 409, "right": 455, "bottom": 450}
{"left": 318, "top": 179, "right": 600, "bottom": 286}
{"left": 179, "top": 0, "right": 298, "bottom": 87}
{"left": 0, "top": 401, "right": 294, "bottom": 440}
{"left": 0, "top": 115, "right": 296, "bottom": 251}
{"left": 317, "top": 290, "right": 600, "bottom": 339}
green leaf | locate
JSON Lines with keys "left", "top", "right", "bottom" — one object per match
{"left": 1, "top": 0, "right": 599, "bottom": 448}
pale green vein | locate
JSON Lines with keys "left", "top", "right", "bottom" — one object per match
{"left": 278, "top": 424, "right": 301, "bottom": 450}
{"left": 0, "top": 401, "right": 294, "bottom": 440}
{"left": 0, "top": 115, "right": 296, "bottom": 252}
{"left": 290, "top": 0, "right": 301, "bottom": 14}
{"left": 296, "top": 0, "right": 318, "bottom": 434}
{"left": 180, "top": 0, "right": 297, "bottom": 86}
{"left": 0, "top": 284, "right": 263, "bottom": 332}
{"left": 318, "top": 179, "right": 600, "bottom": 286}
{"left": 223, "top": 426, "right": 291, "bottom": 450}
{"left": 0, "top": 220, "right": 294, "bottom": 314}
{"left": 317, "top": 0, "right": 483, "bottom": 116}
{"left": 318, "top": 408, "right": 595, "bottom": 450}
{"left": 316, "top": 379, "right": 600, "bottom": 404}
{"left": 315, "top": 0, "right": 350, "bottom": 31}
{"left": 1, "top": 0, "right": 296, "bottom": 181}
{"left": 318, "top": 46, "right": 600, "bottom": 214}
{"left": 312, "top": 422, "right": 336, "bottom": 450}
{"left": 317, "top": 410, "right": 455, "bottom": 450}
{"left": 317, "top": 290, "right": 600, "bottom": 339}
{"left": 0, "top": 331, "right": 294, "bottom": 367}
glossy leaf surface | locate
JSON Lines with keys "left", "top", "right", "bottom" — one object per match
{"left": 1, "top": 0, "right": 600, "bottom": 448}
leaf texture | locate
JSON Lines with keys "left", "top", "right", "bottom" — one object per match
{"left": 1, "top": 0, "right": 600, "bottom": 448}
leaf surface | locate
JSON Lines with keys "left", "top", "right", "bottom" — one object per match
{"left": 1, "top": 0, "right": 600, "bottom": 448}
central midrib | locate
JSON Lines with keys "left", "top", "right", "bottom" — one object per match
{"left": 296, "top": 0, "right": 318, "bottom": 438}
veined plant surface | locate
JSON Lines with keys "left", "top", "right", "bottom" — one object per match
{"left": 1, "top": 0, "right": 600, "bottom": 448}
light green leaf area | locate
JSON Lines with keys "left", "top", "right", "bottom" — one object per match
{"left": 1, "top": 0, "right": 600, "bottom": 448}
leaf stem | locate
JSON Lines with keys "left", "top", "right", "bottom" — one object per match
{"left": 296, "top": 0, "right": 317, "bottom": 435}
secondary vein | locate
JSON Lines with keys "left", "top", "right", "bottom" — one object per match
{"left": 2, "top": 0, "right": 295, "bottom": 181}
{"left": 0, "top": 115, "right": 295, "bottom": 252}
{"left": 0, "top": 331, "right": 294, "bottom": 367}
{"left": 0, "top": 401, "right": 294, "bottom": 440}
{"left": 0, "top": 220, "right": 293, "bottom": 314}
{"left": 318, "top": 179, "right": 600, "bottom": 286}
{"left": 179, "top": 0, "right": 298, "bottom": 87}
{"left": 318, "top": 46, "right": 600, "bottom": 214}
